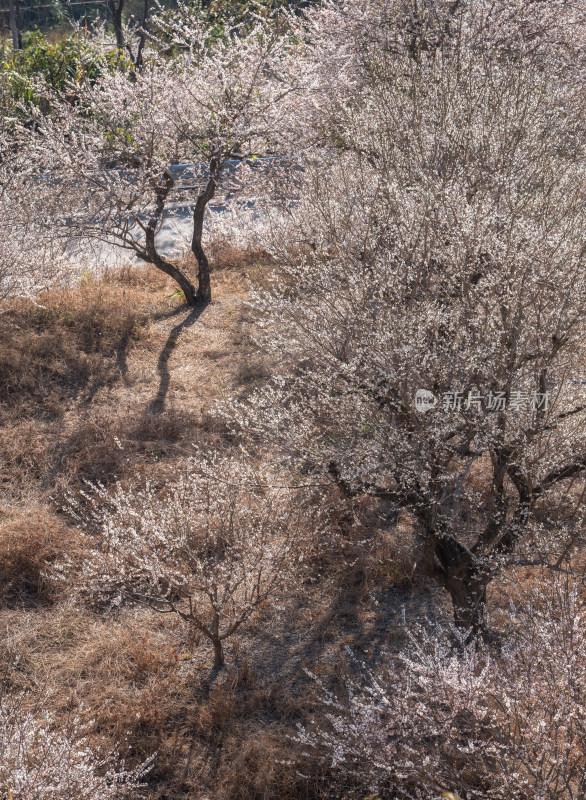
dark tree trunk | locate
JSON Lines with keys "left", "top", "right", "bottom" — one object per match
{"left": 210, "top": 611, "right": 224, "bottom": 670}
{"left": 134, "top": 0, "right": 149, "bottom": 69}
{"left": 444, "top": 572, "right": 487, "bottom": 635}
{"left": 7, "top": 0, "right": 19, "bottom": 51}
{"left": 433, "top": 533, "right": 489, "bottom": 637}
{"left": 144, "top": 170, "right": 198, "bottom": 306}
{"left": 145, "top": 246, "right": 198, "bottom": 307}
{"left": 191, "top": 176, "right": 216, "bottom": 305}
{"left": 125, "top": 0, "right": 149, "bottom": 69}
{"left": 212, "top": 637, "right": 224, "bottom": 670}
{"left": 108, "top": 0, "right": 125, "bottom": 51}
{"left": 14, "top": 0, "right": 20, "bottom": 49}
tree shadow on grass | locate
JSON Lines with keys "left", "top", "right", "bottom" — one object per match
{"left": 147, "top": 304, "right": 207, "bottom": 415}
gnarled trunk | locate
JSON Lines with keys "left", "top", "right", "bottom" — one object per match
{"left": 143, "top": 170, "right": 198, "bottom": 306}
{"left": 444, "top": 572, "right": 487, "bottom": 635}
{"left": 433, "top": 533, "right": 489, "bottom": 637}
{"left": 191, "top": 177, "right": 216, "bottom": 305}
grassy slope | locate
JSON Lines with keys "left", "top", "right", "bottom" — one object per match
{"left": 0, "top": 252, "right": 540, "bottom": 799}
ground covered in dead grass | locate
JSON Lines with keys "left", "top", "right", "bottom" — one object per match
{"left": 0, "top": 253, "right": 560, "bottom": 800}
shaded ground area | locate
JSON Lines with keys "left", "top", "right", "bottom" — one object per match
{"left": 0, "top": 256, "right": 477, "bottom": 800}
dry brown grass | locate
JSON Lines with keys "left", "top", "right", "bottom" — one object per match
{"left": 0, "top": 254, "right": 579, "bottom": 800}
{"left": 0, "top": 256, "right": 333, "bottom": 798}
{"left": 0, "top": 285, "right": 146, "bottom": 422}
{"left": 0, "top": 507, "right": 78, "bottom": 605}
{"left": 0, "top": 266, "right": 205, "bottom": 500}
{"left": 0, "top": 587, "right": 344, "bottom": 798}
{"left": 0, "top": 604, "right": 186, "bottom": 777}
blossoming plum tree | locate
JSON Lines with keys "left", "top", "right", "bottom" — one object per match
{"left": 24, "top": 4, "right": 302, "bottom": 305}
{"left": 234, "top": 0, "right": 586, "bottom": 631}
{"left": 75, "top": 454, "right": 317, "bottom": 670}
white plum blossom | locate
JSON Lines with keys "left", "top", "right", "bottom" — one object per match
{"left": 0, "top": 136, "right": 74, "bottom": 306}
{"left": 296, "top": 581, "right": 586, "bottom": 799}
{"left": 0, "top": 694, "right": 153, "bottom": 799}
{"left": 73, "top": 452, "right": 320, "bottom": 669}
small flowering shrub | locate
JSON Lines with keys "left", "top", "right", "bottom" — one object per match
{"left": 74, "top": 452, "right": 318, "bottom": 669}
{"left": 296, "top": 580, "right": 586, "bottom": 799}
{"left": 0, "top": 693, "right": 153, "bottom": 799}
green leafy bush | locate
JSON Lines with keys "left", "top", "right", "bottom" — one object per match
{"left": 3, "top": 30, "right": 127, "bottom": 109}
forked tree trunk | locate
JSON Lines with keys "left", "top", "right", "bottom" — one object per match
{"left": 144, "top": 171, "right": 198, "bottom": 306}
{"left": 191, "top": 176, "right": 216, "bottom": 305}
{"left": 145, "top": 227, "right": 198, "bottom": 306}
{"left": 212, "top": 638, "right": 224, "bottom": 670}
{"left": 154, "top": 253, "right": 198, "bottom": 306}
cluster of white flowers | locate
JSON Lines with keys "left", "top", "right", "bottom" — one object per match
{"left": 0, "top": 136, "right": 75, "bottom": 306}
{"left": 296, "top": 581, "right": 586, "bottom": 799}
{"left": 72, "top": 451, "right": 320, "bottom": 668}
{"left": 0, "top": 694, "right": 153, "bottom": 799}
